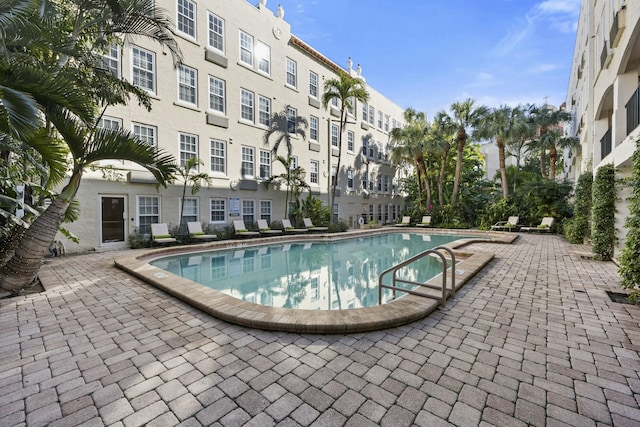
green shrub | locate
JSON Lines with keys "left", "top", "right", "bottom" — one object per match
{"left": 591, "top": 164, "right": 616, "bottom": 260}
{"left": 566, "top": 171, "right": 593, "bottom": 244}
{"left": 128, "top": 228, "right": 152, "bottom": 249}
{"left": 619, "top": 140, "right": 640, "bottom": 298}
{"left": 328, "top": 219, "right": 348, "bottom": 233}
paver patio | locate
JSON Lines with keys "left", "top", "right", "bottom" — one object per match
{"left": 1, "top": 234, "right": 639, "bottom": 426}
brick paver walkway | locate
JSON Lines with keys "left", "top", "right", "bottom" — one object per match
{"left": 1, "top": 234, "right": 639, "bottom": 426}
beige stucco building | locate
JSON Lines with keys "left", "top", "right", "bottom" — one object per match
{"left": 66, "top": 0, "right": 407, "bottom": 252}
{"left": 565, "top": 0, "right": 639, "bottom": 253}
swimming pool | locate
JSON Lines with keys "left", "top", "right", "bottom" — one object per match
{"left": 149, "top": 232, "right": 468, "bottom": 310}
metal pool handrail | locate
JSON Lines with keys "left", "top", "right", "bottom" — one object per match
{"left": 378, "top": 246, "right": 456, "bottom": 307}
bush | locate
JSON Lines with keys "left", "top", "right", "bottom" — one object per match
{"left": 565, "top": 171, "right": 593, "bottom": 244}
{"left": 619, "top": 140, "right": 640, "bottom": 298}
{"left": 591, "top": 164, "right": 616, "bottom": 260}
{"left": 128, "top": 228, "right": 152, "bottom": 249}
{"left": 328, "top": 219, "right": 348, "bottom": 233}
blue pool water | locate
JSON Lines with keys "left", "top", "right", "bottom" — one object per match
{"left": 150, "top": 232, "right": 467, "bottom": 310}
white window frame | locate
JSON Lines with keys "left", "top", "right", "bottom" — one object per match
{"left": 137, "top": 195, "right": 160, "bottom": 235}
{"left": 362, "top": 103, "right": 368, "bottom": 123}
{"left": 286, "top": 57, "right": 297, "bottom": 88}
{"left": 368, "top": 105, "right": 375, "bottom": 125}
{"left": 103, "top": 44, "right": 120, "bottom": 78}
{"left": 377, "top": 111, "right": 383, "bottom": 129}
{"left": 179, "top": 132, "right": 198, "bottom": 168}
{"left": 260, "top": 200, "right": 272, "bottom": 222}
{"left": 209, "top": 198, "right": 226, "bottom": 223}
{"left": 241, "top": 146, "right": 254, "bottom": 177}
{"left": 207, "top": 12, "right": 224, "bottom": 53}
{"left": 258, "top": 95, "right": 271, "bottom": 127}
{"left": 177, "top": 0, "right": 196, "bottom": 39}
{"left": 256, "top": 41, "right": 270, "bottom": 75}
{"left": 98, "top": 116, "right": 122, "bottom": 130}
{"left": 309, "top": 71, "right": 318, "bottom": 98}
{"left": 178, "top": 64, "right": 197, "bottom": 106}
{"left": 347, "top": 130, "right": 354, "bottom": 152}
{"left": 210, "top": 138, "right": 226, "bottom": 175}
{"left": 132, "top": 123, "right": 157, "bottom": 147}
{"left": 310, "top": 116, "right": 319, "bottom": 142}
{"left": 347, "top": 169, "right": 354, "bottom": 190}
{"left": 180, "top": 197, "right": 199, "bottom": 223}
{"left": 259, "top": 149, "right": 271, "bottom": 179}
{"left": 331, "top": 124, "right": 339, "bottom": 147}
{"left": 384, "top": 115, "right": 390, "bottom": 132}
{"left": 239, "top": 31, "right": 254, "bottom": 67}
{"left": 131, "top": 46, "right": 155, "bottom": 93}
{"left": 242, "top": 199, "right": 255, "bottom": 224}
{"left": 240, "top": 88, "right": 254, "bottom": 123}
{"left": 287, "top": 106, "right": 297, "bottom": 134}
{"left": 208, "top": 76, "right": 225, "bottom": 114}
{"left": 310, "top": 160, "right": 319, "bottom": 185}
{"left": 289, "top": 156, "right": 298, "bottom": 170}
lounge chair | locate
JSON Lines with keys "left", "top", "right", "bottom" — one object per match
{"left": 150, "top": 223, "right": 177, "bottom": 245}
{"left": 281, "top": 219, "right": 308, "bottom": 233}
{"left": 303, "top": 217, "right": 329, "bottom": 232}
{"left": 415, "top": 216, "right": 432, "bottom": 227}
{"left": 395, "top": 216, "right": 411, "bottom": 227}
{"left": 490, "top": 216, "right": 519, "bottom": 232}
{"left": 257, "top": 219, "right": 283, "bottom": 236}
{"left": 233, "top": 220, "right": 260, "bottom": 238}
{"left": 521, "top": 217, "right": 555, "bottom": 233}
{"left": 187, "top": 222, "right": 218, "bottom": 241}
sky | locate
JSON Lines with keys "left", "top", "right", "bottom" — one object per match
{"left": 267, "top": 0, "right": 581, "bottom": 118}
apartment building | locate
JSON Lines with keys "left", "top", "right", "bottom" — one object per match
{"left": 565, "top": 0, "right": 639, "bottom": 253}
{"left": 66, "top": 0, "right": 407, "bottom": 252}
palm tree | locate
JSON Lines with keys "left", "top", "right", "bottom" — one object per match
{"left": 432, "top": 111, "right": 456, "bottom": 206}
{"left": 263, "top": 106, "right": 308, "bottom": 158}
{"left": 448, "top": 99, "right": 488, "bottom": 206}
{"left": 176, "top": 157, "right": 212, "bottom": 238}
{"left": 322, "top": 72, "right": 369, "bottom": 222}
{"left": 264, "top": 155, "right": 310, "bottom": 217}
{"left": 527, "top": 104, "right": 572, "bottom": 180}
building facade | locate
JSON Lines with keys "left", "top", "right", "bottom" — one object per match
{"left": 565, "top": 0, "right": 639, "bottom": 253}
{"left": 66, "top": 0, "right": 407, "bottom": 252}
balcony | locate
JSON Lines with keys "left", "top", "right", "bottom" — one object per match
{"left": 626, "top": 86, "right": 640, "bottom": 136}
{"left": 600, "top": 43, "right": 612, "bottom": 69}
{"left": 609, "top": 8, "right": 626, "bottom": 48}
{"left": 600, "top": 127, "right": 612, "bottom": 160}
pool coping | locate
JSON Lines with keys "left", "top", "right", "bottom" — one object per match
{"left": 114, "top": 228, "right": 517, "bottom": 333}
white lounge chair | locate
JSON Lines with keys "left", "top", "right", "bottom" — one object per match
{"left": 187, "top": 222, "right": 218, "bottom": 241}
{"left": 415, "top": 216, "right": 432, "bottom": 227}
{"left": 233, "top": 220, "right": 260, "bottom": 237}
{"left": 281, "top": 219, "right": 308, "bottom": 233}
{"left": 257, "top": 219, "right": 283, "bottom": 235}
{"left": 150, "top": 223, "right": 177, "bottom": 245}
{"left": 490, "top": 216, "right": 519, "bottom": 232}
{"left": 395, "top": 216, "right": 411, "bottom": 227}
{"left": 303, "top": 217, "right": 329, "bottom": 232}
{"left": 521, "top": 217, "right": 554, "bottom": 233}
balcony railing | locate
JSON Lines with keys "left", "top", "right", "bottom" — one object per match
{"left": 600, "top": 127, "right": 612, "bottom": 160}
{"left": 626, "top": 86, "right": 640, "bottom": 136}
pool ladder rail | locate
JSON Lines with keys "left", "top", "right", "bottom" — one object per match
{"left": 378, "top": 245, "right": 456, "bottom": 307}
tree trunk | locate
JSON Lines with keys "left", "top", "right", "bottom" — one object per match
{"left": 498, "top": 138, "right": 509, "bottom": 199}
{"left": 549, "top": 144, "right": 557, "bottom": 180}
{"left": 438, "top": 149, "right": 448, "bottom": 206}
{"left": 451, "top": 135, "right": 465, "bottom": 207}
{"left": 416, "top": 153, "right": 429, "bottom": 207}
{"left": 540, "top": 149, "right": 547, "bottom": 178}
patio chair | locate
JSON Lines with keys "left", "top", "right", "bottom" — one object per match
{"left": 415, "top": 216, "right": 432, "bottom": 227}
{"left": 303, "top": 217, "right": 329, "bottom": 232}
{"left": 490, "top": 216, "right": 519, "bottom": 232}
{"left": 150, "top": 223, "right": 177, "bottom": 246}
{"left": 520, "top": 217, "right": 555, "bottom": 233}
{"left": 395, "top": 216, "right": 411, "bottom": 227}
{"left": 187, "top": 222, "right": 218, "bottom": 241}
{"left": 233, "top": 220, "right": 260, "bottom": 238}
{"left": 281, "top": 219, "right": 308, "bottom": 233}
{"left": 257, "top": 219, "right": 283, "bottom": 236}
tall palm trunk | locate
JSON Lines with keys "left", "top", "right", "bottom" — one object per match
{"left": 451, "top": 130, "right": 465, "bottom": 207}
{"left": 540, "top": 149, "right": 547, "bottom": 178}
{"left": 497, "top": 137, "right": 509, "bottom": 199}
{"left": 548, "top": 145, "right": 557, "bottom": 180}
{"left": 0, "top": 171, "right": 81, "bottom": 292}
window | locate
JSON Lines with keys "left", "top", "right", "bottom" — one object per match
{"left": 211, "top": 255, "right": 226, "bottom": 279}
{"left": 362, "top": 138, "right": 368, "bottom": 156}
{"left": 331, "top": 165, "right": 337, "bottom": 186}
{"left": 102, "top": 45, "right": 120, "bottom": 77}
{"left": 310, "top": 116, "right": 319, "bottom": 141}
{"left": 260, "top": 200, "right": 272, "bottom": 222}
{"left": 377, "top": 175, "right": 382, "bottom": 192}
{"left": 331, "top": 98, "right": 339, "bottom": 109}
{"left": 368, "top": 139, "right": 375, "bottom": 158}
{"left": 309, "top": 71, "right": 318, "bottom": 98}
{"left": 240, "top": 88, "right": 254, "bottom": 122}
{"left": 179, "top": 133, "right": 198, "bottom": 168}
{"left": 137, "top": 196, "right": 159, "bottom": 235}
{"left": 310, "top": 160, "right": 319, "bottom": 185}
{"left": 180, "top": 197, "right": 198, "bottom": 223}
{"left": 377, "top": 111, "right": 383, "bottom": 129}
{"left": 132, "top": 46, "right": 155, "bottom": 93}
{"left": 256, "top": 41, "right": 270, "bottom": 75}
{"left": 331, "top": 124, "right": 339, "bottom": 147}
{"left": 377, "top": 143, "right": 383, "bottom": 161}
{"left": 384, "top": 115, "right": 390, "bottom": 132}
{"left": 210, "top": 139, "right": 226, "bottom": 174}
{"left": 177, "top": 0, "right": 196, "bottom": 38}
{"left": 286, "top": 106, "right": 297, "bottom": 134}
{"left": 347, "top": 169, "right": 354, "bottom": 190}
{"left": 98, "top": 116, "right": 121, "bottom": 129}
{"left": 392, "top": 119, "right": 397, "bottom": 130}
{"left": 362, "top": 103, "right": 368, "bottom": 123}
{"left": 286, "top": 57, "right": 297, "bottom": 88}
{"left": 258, "top": 96, "right": 270, "bottom": 126}
{"left": 377, "top": 204, "right": 383, "bottom": 222}
{"left": 239, "top": 31, "right": 253, "bottom": 66}
{"left": 362, "top": 171, "right": 368, "bottom": 189}
{"left": 209, "top": 76, "right": 225, "bottom": 113}
{"left": 178, "top": 64, "right": 197, "bottom": 105}
{"left": 208, "top": 12, "right": 224, "bottom": 52}
{"left": 369, "top": 204, "right": 374, "bottom": 220}
{"left": 310, "top": 277, "right": 319, "bottom": 301}
{"left": 133, "top": 123, "right": 156, "bottom": 147}
{"left": 259, "top": 150, "right": 271, "bottom": 179}
{"left": 242, "top": 200, "right": 255, "bottom": 224}
{"left": 369, "top": 174, "right": 374, "bottom": 191}
{"left": 241, "top": 146, "right": 254, "bottom": 177}
{"left": 347, "top": 131, "right": 354, "bottom": 152}
{"left": 384, "top": 176, "right": 390, "bottom": 193}
{"left": 210, "top": 199, "right": 226, "bottom": 222}
{"left": 368, "top": 105, "right": 374, "bottom": 125}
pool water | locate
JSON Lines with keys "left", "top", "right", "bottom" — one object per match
{"left": 150, "top": 232, "right": 466, "bottom": 310}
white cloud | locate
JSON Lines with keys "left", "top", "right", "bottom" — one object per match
{"left": 536, "top": 0, "right": 581, "bottom": 16}
{"left": 492, "top": 14, "right": 535, "bottom": 57}
{"left": 528, "top": 63, "right": 559, "bottom": 73}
